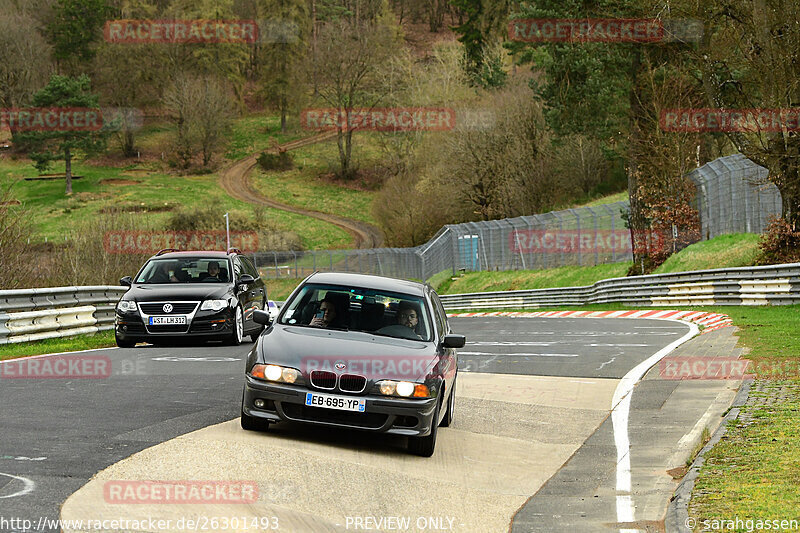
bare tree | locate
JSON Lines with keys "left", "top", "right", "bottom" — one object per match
{"left": 425, "top": 0, "right": 447, "bottom": 32}
{"left": 163, "top": 74, "right": 234, "bottom": 168}
{"left": 0, "top": 182, "right": 36, "bottom": 289}
{"left": 0, "top": 10, "right": 53, "bottom": 128}
{"left": 699, "top": 0, "right": 800, "bottom": 230}
{"left": 311, "top": 17, "right": 399, "bottom": 179}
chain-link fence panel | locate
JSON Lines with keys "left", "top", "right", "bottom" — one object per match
{"left": 688, "top": 153, "right": 782, "bottom": 240}
{"left": 250, "top": 201, "right": 633, "bottom": 282}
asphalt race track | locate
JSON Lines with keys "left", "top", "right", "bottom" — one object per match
{"left": 0, "top": 317, "right": 703, "bottom": 532}
{"left": 457, "top": 316, "right": 689, "bottom": 379}
{"left": 0, "top": 343, "right": 248, "bottom": 529}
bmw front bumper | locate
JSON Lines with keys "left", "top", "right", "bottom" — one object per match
{"left": 242, "top": 376, "right": 439, "bottom": 436}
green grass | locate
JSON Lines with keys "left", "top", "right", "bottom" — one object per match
{"left": 689, "top": 380, "right": 800, "bottom": 526}
{"left": 427, "top": 270, "right": 455, "bottom": 292}
{"left": 573, "top": 190, "right": 629, "bottom": 207}
{"left": 251, "top": 131, "right": 382, "bottom": 225}
{"left": 654, "top": 233, "right": 761, "bottom": 274}
{"left": 225, "top": 114, "right": 302, "bottom": 161}
{"left": 0, "top": 330, "right": 115, "bottom": 360}
{"left": 438, "top": 233, "right": 763, "bottom": 296}
{"left": 1, "top": 115, "right": 358, "bottom": 251}
{"left": 712, "top": 306, "right": 800, "bottom": 370}
{"left": 264, "top": 277, "right": 303, "bottom": 301}
{"left": 438, "top": 263, "right": 631, "bottom": 294}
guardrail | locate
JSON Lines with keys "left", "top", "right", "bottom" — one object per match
{"left": 2, "top": 263, "right": 798, "bottom": 343}
{"left": 0, "top": 286, "right": 126, "bottom": 345}
{"left": 439, "top": 263, "right": 800, "bottom": 310}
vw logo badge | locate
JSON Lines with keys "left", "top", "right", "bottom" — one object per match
{"left": 162, "top": 303, "right": 173, "bottom": 313}
{"left": 335, "top": 363, "right": 346, "bottom": 370}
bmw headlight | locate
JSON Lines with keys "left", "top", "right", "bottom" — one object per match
{"left": 117, "top": 300, "right": 137, "bottom": 313}
{"left": 201, "top": 299, "right": 227, "bottom": 311}
{"left": 377, "top": 380, "right": 430, "bottom": 398}
{"left": 250, "top": 364, "right": 301, "bottom": 384}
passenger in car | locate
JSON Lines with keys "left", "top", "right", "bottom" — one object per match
{"left": 309, "top": 293, "right": 349, "bottom": 328}
{"left": 151, "top": 262, "right": 179, "bottom": 283}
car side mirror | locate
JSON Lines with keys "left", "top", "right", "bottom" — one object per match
{"left": 239, "top": 274, "right": 255, "bottom": 284}
{"left": 442, "top": 334, "right": 466, "bottom": 349}
{"left": 120, "top": 276, "right": 132, "bottom": 287}
{"left": 253, "top": 309, "right": 272, "bottom": 326}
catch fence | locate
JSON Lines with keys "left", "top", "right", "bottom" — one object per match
{"left": 252, "top": 201, "right": 633, "bottom": 282}
{"left": 687, "top": 153, "right": 782, "bottom": 240}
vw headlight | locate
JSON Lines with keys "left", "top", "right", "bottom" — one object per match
{"left": 201, "top": 299, "right": 227, "bottom": 311}
{"left": 117, "top": 300, "right": 137, "bottom": 312}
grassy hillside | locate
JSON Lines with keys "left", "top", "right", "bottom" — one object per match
{"left": 437, "top": 263, "right": 631, "bottom": 294}
{"left": 573, "top": 190, "right": 629, "bottom": 207}
{"left": 653, "top": 233, "right": 761, "bottom": 274}
{"left": 435, "top": 233, "right": 763, "bottom": 295}
{"left": 0, "top": 157, "right": 352, "bottom": 250}
{"left": 0, "top": 111, "right": 364, "bottom": 250}
{"left": 250, "top": 133, "right": 382, "bottom": 226}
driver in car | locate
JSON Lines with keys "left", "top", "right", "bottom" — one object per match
{"left": 396, "top": 300, "right": 420, "bottom": 332}
{"left": 202, "top": 261, "right": 221, "bottom": 282}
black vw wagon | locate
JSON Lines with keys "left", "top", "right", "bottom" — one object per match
{"left": 114, "top": 249, "right": 267, "bottom": 347}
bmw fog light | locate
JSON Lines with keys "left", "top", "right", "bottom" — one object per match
{"left": 254, "top": 399, "right": 265, "bottom": 409}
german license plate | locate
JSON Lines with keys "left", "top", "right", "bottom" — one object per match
{"left": 305, "top": 392, "right": 365, "bottom": 412}
{"left": 148, "top": 316, "right": 187, "bottom": 325}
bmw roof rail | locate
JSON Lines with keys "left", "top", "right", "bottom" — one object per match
{"left": 155, "top": 248, "right": 181, "bottom": 256}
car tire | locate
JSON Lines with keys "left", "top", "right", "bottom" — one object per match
{"left": 408, "top": 397, "right": 441, "bottom": 457}
{"left": 115, "top": 332, "right": 135, "bottom": 348}
{"left": 227, "top": 305, "right": 244, "bottom": 346}
{"left": 240, "top": 392, "right": 269, "bottom": 431}
{"left": 440, "top": 380, "right": 455, "bottom": 428}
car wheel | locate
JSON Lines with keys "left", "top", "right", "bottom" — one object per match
{"left": 440, "top": 379, "right": 455, "bottom": 428}
{"left": 115, "top": 332, "right": 135, "bottom": 348}
{"left": 240, "top": 392, "right": 269, "bottom": 431}
{"left": 227, "top": 305, "right": 244, "bottom": 346}
{"left": 408, "top": 397, "right": 441, "bottom": 457}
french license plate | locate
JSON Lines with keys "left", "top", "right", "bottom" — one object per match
{"left": 305, "top": 392, "right": 365, "bottom": 412}
{"left": 148, "top": 316, "right": 187, "bottom": 325}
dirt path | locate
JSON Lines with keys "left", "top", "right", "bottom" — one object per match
{"left": 219, "top": 131, "right": 384, "bottom": 249}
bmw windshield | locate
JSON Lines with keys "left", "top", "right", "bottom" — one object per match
{"left": 279, "top": 283, "right": 433, "bottom": 341}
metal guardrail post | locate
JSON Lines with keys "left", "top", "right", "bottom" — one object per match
{"left": 0, "top": 312, "right": 9, "bottom": 343}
